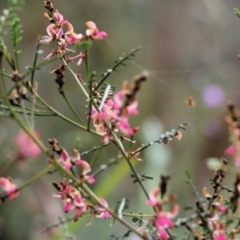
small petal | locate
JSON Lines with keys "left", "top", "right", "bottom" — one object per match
{"left": 76, "top": 160, "right": 91, "bottom": 175}
{"left": 54, "top": 12, "right": 64, "bottom": 25}
{"left": 94, "top": 31, "right": 107, "bottom": 40}
{"left": 0, "top": 177, "right": 19, "bottom": 200}
{"left": 86, "top": 21, "right": 97, "bottom": 31}
{"left": 147, "top": 187, "right": 160, "bottom": 206}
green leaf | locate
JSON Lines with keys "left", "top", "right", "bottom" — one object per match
{"left": 132, "top": 217, "right": 139, "bottom": 223}
{"left": 75, "top": 40, "right": 92, "bottom": 51}
{"left": 185, "top": 170, "right": 191, "bottom": 179}
{"left": 234, "top": 8, "right": 240, "bottom": 18}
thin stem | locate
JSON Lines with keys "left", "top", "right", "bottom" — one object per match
{"left": 0, "top": 105, "right": 55, "bottom": 116}
{"left": 122, "top": 212, "right": 155, "bottom": 218}
{"left": 0, "top": 66, "right": 7, "bottom": 98}
{"left": 62, "top": 92, "right": 85, "bottom": 125}
{"left": 94, "top": 47, "right": 142, "bottom": 92}
{"left": 22, "top": 51, "right": 73, "bottom": 80}
{"left": 32, "top": 90, "right": 99, "bottom": 136}
{"left": 6, "top": 51, "right": 73, "bottom": 97}
{"left": 81, "top": 143, "right": 111, "bottom": 157}
{"left": 209, "top": 178, "right": 239, "bottom": 195}
{"left": 4, "top": 95, "right": 49, "bottom": 154}
{"left": 31, "top": 40, "right": 41, "bottom": 87}
{"left": 0, "top": 71, "right": 11, "bottom": 79}
{"left": 84, "top": 49, "right": 92, "bottom": 130}
{"left": 20, "top": 100, "right": 32, "bottom": 129}
{"left": 92, "top": 158, "right": 119, "bottom": 176}
{"left": 13, "top": 40, "right": 20, "bottom": 73}
{"left": 61, "top": 57, "right": 89, "bottom": 98}
{"left": 85, "top": 49, "right": 90, "bottom": 82}
{"left": 42, "top": 212, "right": 155, "bottom": 234}
{"left": 89, "top": 147, "right": 102, "bottom": 167}
{"left": 0, "top": 164, "right": 54, "bottom": 202}
{"left": 111, "top": 129, "right": 153, "bottom": 207}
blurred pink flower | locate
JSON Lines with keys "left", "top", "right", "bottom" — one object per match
{"left": 75, "top": 159, "right": 91, "bottom": 175}
{"left": 14, "top": 131, "right": 41, "bottom": 160}
{"left": 86, "top": 21, "right": 107, "bottom": 40}
{"left": 0, "top": 177, "right": 19, "bottom": 200}
{"left": 59, "top": 149, "right": 72, "bottom": 170}
{"left": 212, "top": 223, "right": 227, "bottom": 240}
{"left": 147, "top": 187, "right": 160, "bottom": 206}
{"left": 94, "top": 198, "right": 111, "bottom": 219}
{"left": 225, "top": 145, "right": 237, "bottom": 156}
{"left": 147, "top": 187, "right": 179, "bottom": 239}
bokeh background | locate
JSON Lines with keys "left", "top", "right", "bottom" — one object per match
{"left": 1, "top": 0, "right": 240, "bottom": 239}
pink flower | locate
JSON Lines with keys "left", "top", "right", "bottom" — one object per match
{"left": 65, "top": 31, "right": 83, "bottom": 45}
{"left": 147, "top": 187, "right": 179, "bottom": 240}
{"left": 113, "top": 91, "right": 125, "bottom": 109}
{"left": 14, "top": 131, "right": 41, "bottom": 159}
{"left": 39, "top": 23, "right": 63, "bottom": 44}
{"left": 94, "top": 198, "right": 111, "bottom": 219}
{"left": 118, "top": 117, "right": 134, "bottom": 136}
{"left": 73, "top": 205, "right": 88, "bottom": 222}
{"left": 212, "top": 223, "right": 227, "bottom": 240}
{"left": 156, "top": 213, "right": 174, "bottom": 229}
{"left": 147, "top": 187, "right": 160, "bottom": 206}
{"left": 53, "top": 181, "right": 88, "bottom": 220}
{"left": 40, "top": 12, "right": 83, "bottom": 46}
{"left": 157, "top": 226, "right": 169, "bottom": 240}
{"left": 114, "top": 91, "right": 138, "bottom": 115}
{"left": 84, "top": 175, "right": 95, "bottom": 184}
{"left": 155, "top": 205, "right": 179, "bottom": 239}
{"left": 0, "top": 177, "right": 19, "bottom": 200}
{"left": 217, "top": 205, "right": 226, "bottom": 213}
{"left": 214, "top": 234, "right": 227, "bottom": 240}
{"left": 60, "top": 149, "right": 72, "bottom": 170}
{"left": 225, "top": 145, "right": 237, "bottom": 156}
{"left": 76, "top": 159, "right": 91, "bottom": 175}
{"left": 86, "top": 21, "right": 107, "bottom": 40}
{"left": 63, "top": 198, "right": 73, "bottom": 213}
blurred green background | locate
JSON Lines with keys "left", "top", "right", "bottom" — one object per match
{"left": 1, "top": 0, "right": 240, "bottom": 239}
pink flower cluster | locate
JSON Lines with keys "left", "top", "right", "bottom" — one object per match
{"left": 91, "top": 91, "right": 139, "bottom": 144}
{"left": 59, "top": 148, "right": 95, "bottom": 184}
{"left": 208, "top": 206, "right": 227, "bottom": 240}
{"left": 0, "top": 177, "right": 19, "bottom": 200}
{"left": 202, "top": 188, "right": 228, "bottom": 239}
{"left": 53, "top": 181, "right": 110, "bottom": 222}
{"left": 40, "top": 12, "right": 106, "bottom": 45}
{"left": 52, "top": 148, "right": 110, "bottom": 222}
{"left": 14, "top": 131, "right": 41, "bottom": 160}
{"left": 40, "top": 11, "right": 107, "bottom": 60}
{"left": 225, "top": 129, "right": 240, "bottom": 167}
{"left": 147, "top": 188, "right": 179, "bottom": 240}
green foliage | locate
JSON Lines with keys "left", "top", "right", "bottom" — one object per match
{"left": 0, "top": 37, "right": 7, "bottom": 53}
{"left": 0, "top": 0, "right": 25, "bottom": 36}
{"left": 224, "top": 199, "right": 235, "bottom": 213}
{"left": 11, "top": 17, "right": 23, "bottom": 53}
{"left": 75, "top": 40, "right": 92, "bottom": 51}
{"left": 0, "top": 37, "right": 15, "bottom": 69}
{"left": 234, "top": 8, "right": 240, "bottom": 18}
